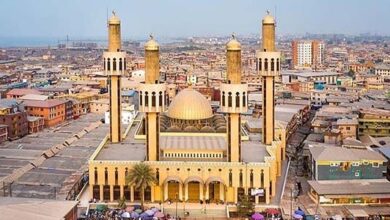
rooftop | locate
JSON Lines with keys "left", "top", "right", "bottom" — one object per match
{"left": 308, "top": 179, "right": 390, "bottom": 195}
{"left": 309, "top": 145, "right": 386, "bottom": 162}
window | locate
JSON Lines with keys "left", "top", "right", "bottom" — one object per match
{"left": 373, "top": 162, "right": 379, "bottom": 168}
{"left": 352, "top": 162, "right": 360, "bottom": 166}
{"left": 222, "top": 92, "right": 225, "bottom": 106}
{"left": 330, "top": 162, "right": 340, "bottom": 167}
{"left": 355, "top": 171, "right": 360, "bottom": 177}
{"left": 235, "top": 92, "right": 240, "bottom": 108}
{"left": 228, "top": 92, "right": 232, "bottom": 107}
{"left": 346, "top": 126, "right": 351, "bottom": 130}
{"left": 113, "top": 58, "right": 117, "bottom": 71}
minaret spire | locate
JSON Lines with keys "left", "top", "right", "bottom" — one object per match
{"left": 104, "top": 12, "right": 126, "bottom": 143}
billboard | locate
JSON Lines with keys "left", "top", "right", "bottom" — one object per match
{"left": 250, "top": 188, "right": 264, "bottom": 196}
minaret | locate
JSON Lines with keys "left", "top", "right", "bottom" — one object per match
{"left": 220, "top": 34, "right": 248, "bottom": 162}
{"left": 139, "top": 36, "right": 166, "bottom": 161}
{"left": 104, "top": 12, "right": 126, "bottom": 143}
{"left": 257, "top": 11, "right": 280, "bottom": 145}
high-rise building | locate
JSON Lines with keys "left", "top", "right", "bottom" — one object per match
{"left": 292, "top": 40, "right": 325, "bottom": 69}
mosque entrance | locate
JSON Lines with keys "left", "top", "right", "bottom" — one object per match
{"left": 168, "top": 181, "right": 180, "bottom": 201}
{"left": 188, "top": 182, "right": 200, "bottom": 202}
{"left": 209, "top": 182, "right": 220, "bottom": 202}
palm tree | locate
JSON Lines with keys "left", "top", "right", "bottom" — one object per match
{"left": 125, "top": 163, "right": 156, "bottom": 209}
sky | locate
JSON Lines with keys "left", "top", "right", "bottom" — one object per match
{"left": 0, "top": 0, "right": 389, "bottom": 41}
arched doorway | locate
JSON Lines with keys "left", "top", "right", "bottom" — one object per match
{"left": 237, "top": 187, "right": 245, "bottom": 202}
{"left": 188, "top": 181, "right": 200, "bottom": 202}
{"left": 168, "top": 180, "right": 180, "bottom": 201}
{"left": 209, "top": 182, "right": 220, "bottom": 202}
{"left": 144, "top": 186, "right": 151, "bottom": 202}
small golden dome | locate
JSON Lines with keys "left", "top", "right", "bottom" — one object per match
{"left": 108, "top": 11, "right": 120, "bottom": 25}
{"left": 167, "top": 88, "right": 213, "bottom": 120}
{"left": 144, "top": 35, "right": 159, "bottom": 51}
{"left": 262, "top": 10, "right": 275, "bottom": 24}
{"left": 226, "top": 34, "right": 241, "bottom": 51}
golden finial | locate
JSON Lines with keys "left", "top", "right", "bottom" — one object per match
{"left": 227, "top": 32, "right": 241, "bottom": 51}
{"left": 145, "top": 34, "right": 159, "bottom": 51}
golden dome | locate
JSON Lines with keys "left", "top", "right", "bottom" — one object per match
{"left": 262, "top": 11, "right": 275, "bottom": 24}
{"left": 145, "top": 35, "right": 159, "bottom": 51}
{"left": 167, "top": 88, "right": 213, "bottom": 120}
{"left": 108, "top": 11, "right": 120, "bottom": 25}
{"left": 226, "top": 34, "right": 241, "bottom": 51}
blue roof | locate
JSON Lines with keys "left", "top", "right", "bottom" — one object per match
{"left": 121, "top": 90, "right": 136, "bottom": 97}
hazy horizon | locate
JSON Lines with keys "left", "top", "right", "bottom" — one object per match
{"left": 0, "top": 0, "right": 389, "bottom": 45}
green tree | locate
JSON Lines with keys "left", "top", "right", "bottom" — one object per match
{"left": 117, "top": 197, "right": 126, "bottom": 209}
{"left": 237, "top": 195, "right": 255, "bottom": 218}
{"left": 125, "top": 163, "right": 156, "bottom": 209}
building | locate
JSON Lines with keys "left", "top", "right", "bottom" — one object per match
{"left": 90, "top": 99, "right": 110, "bottom": 114}
{"left": 0, "top": 197, "right": 78, "bottom": 220}
{"left": 292, "top": 40, "right": 325, "bottom": 69}
{"left": 308, "top": 145, "right": 389, "bottom": 205}
{"left": 6, "top": 88, "right": 42, "bottom": 99}
{"left": 358, "top": 108, "right": 390, "bottom": 137}
{"left": 88, "top": 13, "right": 286, "bottom": 206}
{"left": 374, "top": 64, "right": 390, "bottom": 77}
{"left": 27, "top": 116, "right": 45, "bottom": 133}
{"left": 0, "top": 99, "right": 28, "bottom": 140}
{"left": 0, "top": 124, "right": 8, "bottom": 143}
{"left": 23, "top": 99, "right": 66, "bottom": 127}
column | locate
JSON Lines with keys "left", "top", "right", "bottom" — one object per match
{"left": 272, "top": 180, "right": 276, "bottom": 197}
{"left": 99, "top": 185, "right": 103, "bottom": 202}
{"left": 234, "top": 187, "right": 238, "bottom": 204}
{"left": 219, "top": 183, "right": 225, "bottom": 201}
{"left": 179, "top": 183, "right": 183, "bottom": 201}
{"left": 255, "top": 196, "right": 259, "bottom": 204}
{"left": 130, "top": 186, "right": 134, "bottom": 202}
{"left": 110, "top": 185, "right": 114, "bottom": 202}
{"left": 151, "top": 186, "right": 155, "bottom": 202}
{"left": 205, "top": 184, "right": 209, "bottom": 200}
{"left": 199, "top": 184, "right": 204, "bottom": 201}
{"left": 120, "top": 185, "right": 124, "bottom": 199}
{"left": 265, "top": 187, "right": 270, "bottom": 204}
{"left": 164, "top": 183, "right": 168, "bottom": 201}
{"left": 184, "top": 183, "right": 188, "bottom": 201}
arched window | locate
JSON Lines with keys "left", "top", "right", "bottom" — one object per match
{"left": 250, "top": 169, "right": 254, "bottom": 188}
{"left": 222, "top": 92, "right": 225, "bottom": 106}
{"left": 271, "top": 58, "right": 275, "bottom": 71}
{"left": 239, "top": 169, "right": 243, "bottom": 187}
{"left": 123, "top": 58, "right": 126, "bottom": 70}
{"left": 152, "top": 92, "right": 156, "bottom": 107}
{"left": 264, "top": 58, "right": 268, "bottom": 71}
{"left": 235, "top": 92, "right": 240, "bottom": 107}
{"left": 228, "top": 92, "right": 232, "bottom": 107}
{"left": 140, "top": 91, "right": 143, "bottom": 105}
{"left": 156, "top": 169, "right": 160, "bottom": 183}
{"left": 103, "top": 58, "right": 106, "bottom": 70}
{"left": 113, "top": 58, "right": 117, "bottom": 71}
{"left": 159, "top": 92, "right": 163, "bottom": 107}
{"left": 145, "top": 92, "right": 149, "bottom": 105}
{"left": 119, "top": 58, "right": 123, "bottom": 71}
{"left": 125, "top": 168, "right": 128, "bottom": 178}
{"left": 229, "top": 169, "right": 233, "bottom": 187}
{"left": 277, "top": 58, "right": 280, "bottom": 71}
{"left": 107, "top": 58, "right": 111, "bottom": 71}
{"left": 104, "top": 167, "right": 108, "bottom": 185}
{"left": 259, "top": 58, "right": 262, "bottom": 71}
{"left": 115, "top": 168, "right": 118, "bottom": 185}
{"left": 94, "top": 167, "right": 98, "bottom": 185}
{"left": 243, "top": 92, "right": 246, "bottom": 107}
{"left": 260, "top": 169, "right": 264, "bottom": 188}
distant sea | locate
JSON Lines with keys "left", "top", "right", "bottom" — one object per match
{"left": 0, "top": 37, "right": 63, "bottom": 48}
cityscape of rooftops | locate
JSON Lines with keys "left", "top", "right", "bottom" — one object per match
{"left": 0, "top": 1, "right": 389, "bottom": 220}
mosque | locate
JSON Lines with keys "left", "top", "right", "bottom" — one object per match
{"left": 88, "top": 11, "right": 286, "bottom": 206}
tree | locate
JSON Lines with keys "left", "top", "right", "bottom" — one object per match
{"left": 117, "top": 197, "right": 126, "bottom": 209}
{"left": 125, "top": 163, "right": 156, "bottom": 209}
{"left": 237, "top": 195, "right": 255, "bottom": 218}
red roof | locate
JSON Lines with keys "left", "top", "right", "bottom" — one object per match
{"left": 7, "top": 89, "right": 42, "bottom": 96}
{"left": 23, "top": 99, "right": 66, "bottom": 108}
